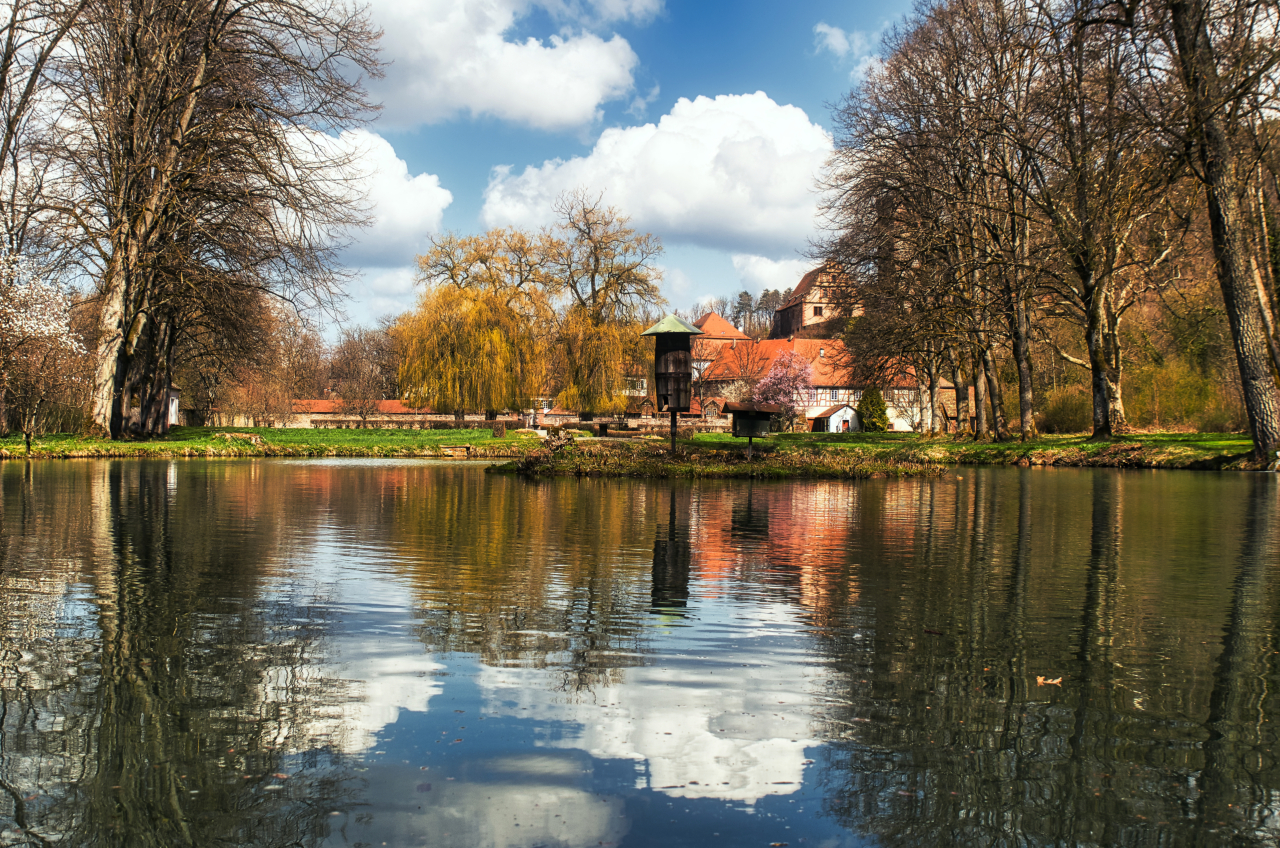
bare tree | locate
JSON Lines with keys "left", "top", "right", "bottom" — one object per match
{"left": 332, "top": 326, "right": 395, "bottom": 426}
{"left": 823, "top": 0, "right": 1204, "bottom": 443}
{"left": 1159, "top": 0, "right": 1280, "bottom": 459}
{"left": 48, "top": 0, "right": 380, "bottom": 439}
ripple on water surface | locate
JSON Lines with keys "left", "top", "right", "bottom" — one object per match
{"left": 0, "top": 460, "right": 1277, "bottom": 847}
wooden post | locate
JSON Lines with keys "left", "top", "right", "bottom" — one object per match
{"left": 670, "top": 409, "right": 677, "bottom": 452}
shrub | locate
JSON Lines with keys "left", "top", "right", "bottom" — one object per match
{"left": 1125, "top": 358, "right": 1218, "bottom": 429}
{"left": 1193, "top": 400, "right": 1247, "bottom": 433}
{"left": 857, "top": 387, "right": 890, "bottom": 432}
{"left": 1037, "top": 386, "right": 1091, "bottom": 434}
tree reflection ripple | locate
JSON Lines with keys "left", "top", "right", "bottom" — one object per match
{"left": 0, "top": 460, "right": 1276, "bottom": 848}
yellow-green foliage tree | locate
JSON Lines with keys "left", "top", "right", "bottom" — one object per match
{"left": 547, "top": 191, "right": 663, "bottom": 413}
{"left": 401, "top": 191, "right": 664, "bottom": 415}
{"left": 554, "top": 307, "right": 650, "bottom": 414}
{"left": 396, "top": 286, "right": 545, "bottom": 415}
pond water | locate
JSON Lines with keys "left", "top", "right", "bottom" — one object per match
{"left": 0, "top": 459, "right": 1277, "bottom": 847}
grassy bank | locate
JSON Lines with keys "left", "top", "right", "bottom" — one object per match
{"left": 0, "top": 426, "right": 1263, "bottom": 472}
{"left": 0, "top": 425, "right": 544, "bottom": 459}
{"left": 493, "top": 430, "right": 1259, "bottom": 479}
{"left": 491, "top": 436, "right": 947, "bottom": 479}
{"left": 689, "top": 431, "right": 1263, "bottom": 471}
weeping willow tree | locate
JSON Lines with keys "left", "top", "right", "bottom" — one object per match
{"left": 554, "top": 307, "right": 650, "bottom": 414}
{"left": 407, "top": 191, "right": 665, "bottom": 415}
{"left": 396, "top": 286, "right": 544, "bottom": 414}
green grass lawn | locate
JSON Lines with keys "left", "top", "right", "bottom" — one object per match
{"left": 0, "top": 425, "right": 543, "bottom": 458}
{"left": 0, "top": 425, "right": 1261, "bottom": 468}
{"left": 686, "top": 430, "right": 1257, "bottom": 469}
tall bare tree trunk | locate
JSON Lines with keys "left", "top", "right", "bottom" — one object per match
{"left": 928, "top": 366, "right": 941, "bottom": 434}
{"left": 972, "top": 349, "right": 989, "bottom": 437}
{"left": 949, "top": 348, "right": 970, "bottom": 437}
{"left": 1169, "top": 0, "right": 1280, "bottom": 462}
{"left": 981, "top": 346, "right": 1009, "bottom": 440}
{"left": 1008, "top": 292, "right": 1037, "bottom": 440}
{"left": 90, "top": 252, "right": 132, "bottom": 437}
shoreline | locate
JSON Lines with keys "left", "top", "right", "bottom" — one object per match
{"left": 0, "top": 428, "right": 1265, "bottom": 473}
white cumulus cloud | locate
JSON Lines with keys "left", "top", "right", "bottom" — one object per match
{"left": 813, "top": 22, "right": 856, "bottom": 57}
{"left": 813, "top": 21, "right": 886, "bottom": 80}
{"left": 481, "top": 91, "right": 832, "bottom": 257}
{"left": 339, "top": 130, "right": 453, "bottom": 268}
{"left": 366, "top": 0, "right": 647, "bottom": 130}
{"left": 731, "top": 254, "right": 813, "bottom": 294}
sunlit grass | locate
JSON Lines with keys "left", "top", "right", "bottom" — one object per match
{"left": 0, "top": 425, "right": 1259, "bottom": 468}
{"left": 0, "top": 425, "right": 542, "bottom": 458}
{"left": 687, "top": 430, "right": 1255, "bottom": 468}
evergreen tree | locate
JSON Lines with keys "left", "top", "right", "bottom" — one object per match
{"left": 857, "top": 387, "right": 890, "bottom": 432}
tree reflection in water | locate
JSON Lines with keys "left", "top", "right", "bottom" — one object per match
{"left": 809, "top": 470, "right": 1280, "bottom": 848}
{"left": 1, "top": 461, "right": 1277, "bottom": 847}
{"left": 0, "top": 460, "right": 359, "bottom": 847}
{"left": 390, "top": 470, "right": 659, "bottom": 694}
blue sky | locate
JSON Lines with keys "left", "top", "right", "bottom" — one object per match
{"left": 339, "top": 0, "right": 909, "bottom": 327}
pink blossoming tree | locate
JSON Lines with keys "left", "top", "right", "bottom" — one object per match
{"left": 753, "top": 350, "right": 813, "bottom": 432}
{"left": 0, "top": 256, "right": 86, "bottom": 450}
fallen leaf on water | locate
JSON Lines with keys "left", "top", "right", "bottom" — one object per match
{"left": 1036, "top": 676, "right": 1063, "bottom": 686}
{"left": 272, "top": 773, "right": 289, "bottom": 780}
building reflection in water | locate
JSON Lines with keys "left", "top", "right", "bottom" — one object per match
{"left": 3, "top": 461, "right": 1279, "bottom": 848}
{"left": 651, "top": 486, "right": 691, "bottom": 614}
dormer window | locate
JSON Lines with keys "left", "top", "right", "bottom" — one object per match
{"left": 819, "top": 347, "right": 825, "bottom": 357}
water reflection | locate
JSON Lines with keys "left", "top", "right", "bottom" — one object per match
{"left": 0, "top": 460, "right": 360, "bottom": 847}
{"left": 651, "top": 487, "right": 691, "bottom": 614}
{"left": 1, "top": 461, "right": 1278, "bottom": 847}
{"left": 812, "top": 470, "right": 1280, "bottom": 848}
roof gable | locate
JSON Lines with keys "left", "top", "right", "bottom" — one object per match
{"left": 692, "top": 312, "right": 751, "bottom": 340}
{"left": 778, "top": 260, "right": 845, "bottom": 311}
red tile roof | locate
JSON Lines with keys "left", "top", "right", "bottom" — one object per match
{"left": 292, "top": 399, "right": 434, "bottom": 414}
{"left": 812, "top": 403, "right": 855, "bottom": 419}
{"left": 690, "top": 396, "right": 727, "bottom": 416}
{"left": 778, "top": 260, "right": 849, "bottom": 311}
{"left": 702, "top": 339, "right": 923, "bottom": 388}
{"left": 693, "top": 312, "right": 751, "bottom": 341}
{"left": 780, "top": 266, "right": 824, "bottom": 311}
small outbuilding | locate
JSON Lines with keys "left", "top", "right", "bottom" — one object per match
{"left": 724, "top": 400, "right": 782, "bottom": 458}
{"left": 810, "top": 403, "right": 857, "bottom": 433}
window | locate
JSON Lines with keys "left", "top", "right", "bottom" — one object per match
{"left": 830, "top": 388, "right": 838, "bottom": 401}
{"left": 813, "top": 306, "right": 824, "bottom": 317}
{"left": 819, "top": 347, "right": 825, "bottom": 358}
